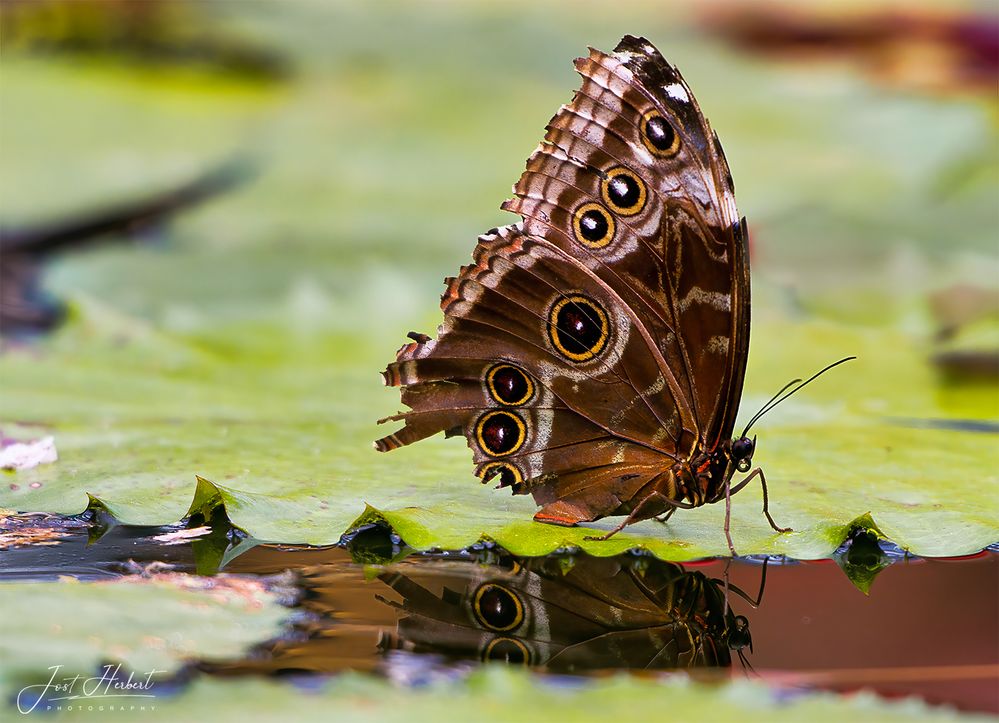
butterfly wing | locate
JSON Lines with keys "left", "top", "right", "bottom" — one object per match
{"left": 377, "top": 36, "right": 749, "bottom": 523}
{"left": 379, "top": 554, "right": 730, "bottom": 670}
{"left": 502, "top": 35, "right": 750, "bottom": 451}
{"left": 377, "top": 224, "right": 679, "bottom": 523}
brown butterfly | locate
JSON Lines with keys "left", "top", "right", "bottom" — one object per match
{"left": 375, "top": 35, "right": 849, "bottom": 552}
{"left": 377, "top": 552, "right": 755, "bottom": 671}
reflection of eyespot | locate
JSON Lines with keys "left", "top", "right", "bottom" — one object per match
{"left": 641, "top": 110, "right": 680, "bottom": 157}
{"left": 477, "top": 462, "right": 524, "bottom": 490}
{"left": 572, "top": 203, "right": 615, "bottom": 248}
{"left": 547, "top": 294, "right": 610, "bottom": 362}
{"left": 485, "top": 364, "right": 534, "bottom": 406}
{"left": 481, "top": 637, "right": 530, "bottom": 665}
{"left": 472, "top": 583, "right": 524, "bottom": 632}
{"left": 475, "top": 410, "right": 527, "bottom": 457}
{"left": 601, "top": 168, "right": 646, "bottom": 216}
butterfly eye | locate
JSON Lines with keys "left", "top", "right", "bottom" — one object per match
{"left": 473, "top": 583, "right": 525, "bottom": 632}
{"left": 481, "top": 637, "right": 531, "bottom": 665}
{"left": 732, "top": 436, "right": 754, "bottom": 472}
{"left": 732, "top": 436, "right": 755, "bottom": 461}
{"left": 547, "top": 294, "right": 610, "bottom": 363}
{"left": 475, "top": 410, "right": 527, "bottom": 456}
{"left": 485, "top": 364, "right": 534, "bottom": 406}
{"left": 728, "top": 615, "right": 752, "bottom": 650}
{"left": 572, "top": 202, "right": 616, "bottom": 248}
{"left": 641, "top": 110, "right": 680, "bottom": 157}
{"left": 601, "top": 168, "right": 647, "bottom": 216}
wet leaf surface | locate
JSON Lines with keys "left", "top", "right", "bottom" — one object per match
{"left": 2, "top": 3, "right": 997, "bottom": 719}
{"left": 1, "top": 312, "right": 995, "bottom": 559}
{"left": 129, "top": 669, "right": 985, "bottom": 723}
{"left": 0, "top": 572, "right": 289, "bottom": 688}
{"left": 1, "top": 2, "right": 996, "bottom": 560}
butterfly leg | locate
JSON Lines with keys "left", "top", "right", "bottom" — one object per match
{"left": 583, "top": 493, "right": 682, "bottom": 541}
{"left": 721, "top": 557, "right": 769, "bottom": 608}
{"left": 653, "top": 507, "right": 677, "bottom": 525}
{"left": 730, "top": 467, "right": 792, "bottom": 535}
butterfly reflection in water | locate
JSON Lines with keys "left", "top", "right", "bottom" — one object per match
{"left": 375, "top": 35, "right": 852, "bottom": 552}
{"left": 201, "top": 549, "right": 758, "bottom": 676}
{"left": 377, "top": 552, "right": 758, "bottom": 672}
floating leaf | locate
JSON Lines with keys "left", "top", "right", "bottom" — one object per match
{"left": 0, "top": 573, "right": 289, "bottom": 706}
{"left": 2, "top": 311, "right": 995, "bottom": 560}
{"left": 115, "top": 667, "right": 979, "bottom": 723}
{"left": 0, "top": 4, "right": 996, "bottom": 560}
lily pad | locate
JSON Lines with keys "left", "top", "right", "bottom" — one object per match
{"left": 0, "top": 2, "right": 996, "bottom": 559}
{"left": 92, "top": 668, "right": 986, "bottom": 723}
{"left": 1, "top": 307, "right": 996, "bottom": 559}
{"left": 0, "top": 572, "right": 290, "bottom": 708}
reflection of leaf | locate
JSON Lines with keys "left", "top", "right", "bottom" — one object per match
{"left": 0, "top": 512, "right": 82, "bottom": 550}
{"left": 190, "top": 521, "right": 239, "bottom": 576}
{"left": 834, "top": 519, "right": 895, "bottom": 595}
{"left": 344, "top": 515, "right": 413, "bottom": 566}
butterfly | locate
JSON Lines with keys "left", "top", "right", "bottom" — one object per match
{"left": 375, "top": 35, "right": 849, "bottom": 553}
{"left": 376, "top": 551, "right": 754, "bottom": 671}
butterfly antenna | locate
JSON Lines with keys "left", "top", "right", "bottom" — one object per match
{"left": 740, "top": 378, "right": 802, "bottom": 436}
{"left": 741, "top": 356, "right": 856, "bottom": 438}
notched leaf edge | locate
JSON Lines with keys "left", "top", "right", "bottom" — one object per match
{"left": 28, "top": 483, "right": 995, "bottom": 563}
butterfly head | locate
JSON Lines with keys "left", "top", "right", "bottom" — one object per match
{"left": 727, "top": 614, "right": 753, "bottom": 652}
{"left": 730, "top": 435, "right": 756, "bottom": 473}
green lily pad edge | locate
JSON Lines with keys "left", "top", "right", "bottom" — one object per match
{"left": 64, "top": 476, "right": 986, "bottom": 562}
{"left": 121, "top": 666, "right": 987, "bottom": 723}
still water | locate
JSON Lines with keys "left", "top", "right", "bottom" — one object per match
{"left": 2, "top": 517, "right": 997, "bottom": 714}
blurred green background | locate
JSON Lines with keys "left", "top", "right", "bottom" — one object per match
{"left": 1, "top": 0, "right": 997, "bottom": 555}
